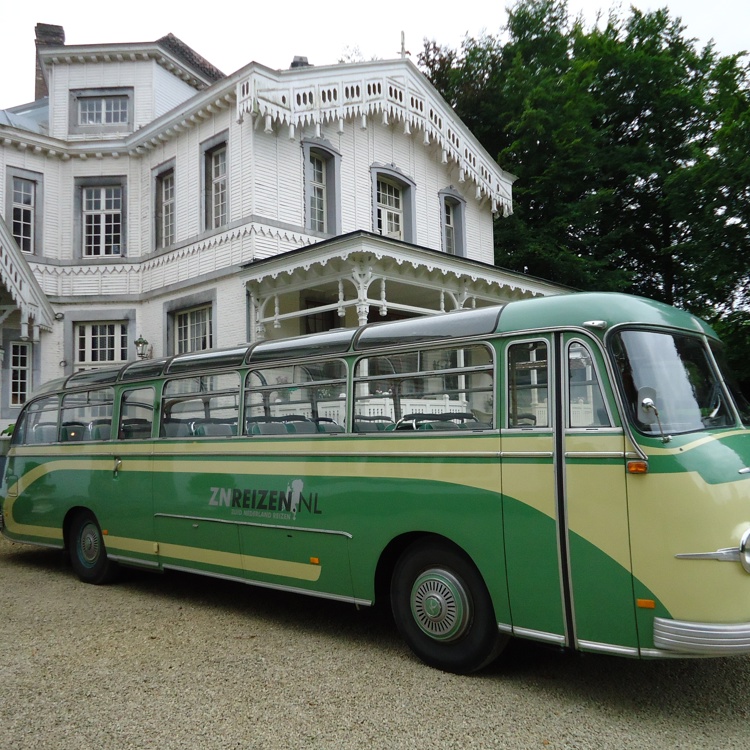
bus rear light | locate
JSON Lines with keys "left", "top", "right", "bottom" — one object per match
{"left": 627, "top": 461, "right": 649, "bottom": 474}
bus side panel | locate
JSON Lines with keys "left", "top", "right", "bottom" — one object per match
{"left": 233, "top": 471, "right": 352, "bottom": 597}
{"left": 90, "top": 446, "right": 155, "bottom": 563}
{"left": 341, "top": 459, "right": 510, "bottom": 622}
{"left": 565, "top": 450, "right": 639, "bottom": 650}
{"left": 627, "top": 433, "right": 750, "bottom": 647}
{"left": 3, "top": 450, "right": 113, "bottom": 546}
{"left": 3, "top": 446, "right": 156, "bottom": 564}
{"left": 501, "top": 444, "right": 566, "bottom": 640}
{"left": 152, "top": 452, "right": 243, "bottom": 578}
{"left": 148, "top": 441, "right": 510, "bottom": 615}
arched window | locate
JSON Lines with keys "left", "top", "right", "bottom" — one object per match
{"left": 302, "top": 141, "right": 341, "bottom": 235}
{"left": 439, "top": 187, "right": 467, "bottom": 257}
{"left": 371, "top": 165, "right": 416, "bottom": 243}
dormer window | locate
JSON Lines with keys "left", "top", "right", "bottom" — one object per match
{"left": 79, "top": 95, "right": 129, "bottom": 125}
{"left": 69, "top": 88, "right": 134, "bottom": 135}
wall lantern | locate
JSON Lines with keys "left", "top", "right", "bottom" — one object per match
{"left": 134, "top": 334, "right": 150, "bottom": 360}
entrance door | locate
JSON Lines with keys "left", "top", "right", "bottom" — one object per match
{"left": 501, "top": 334, "right": 637, "bottom": 652}
{"left": 561, "top": 333, "right": 637, "bottom": 652}
{"left": 92, "top": 386, "right": 156, "bottom": 566}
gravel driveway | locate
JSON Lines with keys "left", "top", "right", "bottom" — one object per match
{"left": 2, "top": 536, "right": 749, "bottom": 750}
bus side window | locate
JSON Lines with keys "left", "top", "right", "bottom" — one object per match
{"left": 507, "top": 342, "right": 549, "bottom": 428}
{"left": 244, "top": 362, "right": 347, "bottom": 433}
{"left": 568, "top": 342, "right": 611, "bottom": 428}
{"left": 14, "top": 396, "right": 61, "bottom": 445}
{"left": 118, "top": 387, "right": 155, "bottom": 440}
{"left": 61, "top": 388, "right": 114, "bottom": 442}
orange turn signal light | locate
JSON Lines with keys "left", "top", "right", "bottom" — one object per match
{"left": 310, "top": 557, "right": 320, "bottom": 565}
{"left": 627, "top": 460, "right": 649, "bottom": 475}
{"left": 637, "top": 599, "right": 656, "bottom": 609}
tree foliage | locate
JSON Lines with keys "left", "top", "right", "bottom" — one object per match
{"left": 419, "top": 0, "right": 750, "bottom": 384}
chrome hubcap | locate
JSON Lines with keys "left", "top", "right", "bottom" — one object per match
{"left": 78, "top": 522, "right": 101, "bottom": 567}
{"left": 410, "top": 568, "right": 470, "bottom": 642}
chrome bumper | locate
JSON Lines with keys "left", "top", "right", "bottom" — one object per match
{"left": 654, "top": 616, "right": 750, "bottom": 655}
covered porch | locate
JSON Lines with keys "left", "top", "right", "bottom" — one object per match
{"left": 243, "top": 231, "right": 566, "bottom": 342}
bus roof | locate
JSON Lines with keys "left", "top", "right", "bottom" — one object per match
{"left": 39, "top": 292, "right": 715, "bottom": 396}
{"left": 495, "top": 292, "right": 716, "bottom": 338}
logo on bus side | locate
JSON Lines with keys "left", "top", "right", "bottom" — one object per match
{"left": 209, "top": 478, "right": 321, "bottom": 520}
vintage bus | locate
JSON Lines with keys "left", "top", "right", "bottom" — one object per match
{"left": 3, "top": 292, "right": 750, "bottom": 673}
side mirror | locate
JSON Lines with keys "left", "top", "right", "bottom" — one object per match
{"left": 637, "top": 387, "right": 658, "bottom": 425}
{"left": 636, "top": 386, "right": 671, "bottom": 443}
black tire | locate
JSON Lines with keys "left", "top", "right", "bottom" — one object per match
{"left": 68, "top": 511, "right": 117, "bottom": 584}
{"left": 391, "top": 540, "right": 507, "bottom": 674}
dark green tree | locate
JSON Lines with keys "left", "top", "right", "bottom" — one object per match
{"left": 419, "top": 0, "right": 750, "bottom": 386}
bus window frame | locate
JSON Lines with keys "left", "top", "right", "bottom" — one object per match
{"left": 352, "top": 341, "right": 495, "bottom": 430}
{"left": 117, "top": 386, "right": 156, "bottom": 441}
{"left": 13, "top": 394, "right": 62, "bottom": 446}
{"left": 244, "top": 357, "right": 349, "bottom": 434}
{"left": 60, "top": 387, "right": 115, "bottom": 443}
{"left": 161, "top": 371, "right": 241, "bottom": 437}
{"left": 505, "top": 338, "right": 552, "bottom": 430}
{"left": 565, "top": 338, "right": 615, "bottom": 430}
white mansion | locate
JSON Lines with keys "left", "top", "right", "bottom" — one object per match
{"left": 0, "top": 24, "right": 563, "bottom": 427}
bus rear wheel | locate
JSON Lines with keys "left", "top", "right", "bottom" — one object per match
{"left": 390, "top": 540, "right": 507, "bottom": 674}
{"left": 68, "top": 511, "right": 117, "bottom": 585}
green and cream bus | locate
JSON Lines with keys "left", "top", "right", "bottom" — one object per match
{"left": 3, "top": 292, "right": 750, "bottom": 673}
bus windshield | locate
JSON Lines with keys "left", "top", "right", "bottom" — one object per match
{"left": 612, "top": 330, "right": 738, "bottom": 436}
{"left": 710, "top": 341, "right": 750, "bottom": 427}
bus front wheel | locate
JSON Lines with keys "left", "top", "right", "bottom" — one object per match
{"left": 390, "top": 540, "right": 507, "bottom": 674}
{"left": 68, "top": 511, "right": 117, "bottom": 585}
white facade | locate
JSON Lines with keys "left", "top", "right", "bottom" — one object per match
{"left": 0, "top": 28, "right": 565, "bottom": 428}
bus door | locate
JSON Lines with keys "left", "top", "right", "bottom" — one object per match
{"left": 92, "top": 386, "right": 157, "bottom": 565}
{"left": 502, "top": 336, "right": 565, "bottom": 644}
{"left": 560, "top": 334, "right": 637, "bottom": 653}
{"left": 502, "top": 335, "right": 637, "bottom": 652}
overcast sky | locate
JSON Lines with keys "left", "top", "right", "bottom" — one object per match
{"left": 1, "top": 0, "right": 747, "bottom": 110}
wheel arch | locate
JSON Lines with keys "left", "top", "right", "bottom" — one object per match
{"left": 374, "top": 532, "right": 481, "bottom": 607}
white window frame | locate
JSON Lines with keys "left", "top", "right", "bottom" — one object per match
{"left": 6, "top": 168, "right": 43, "bottom": 256}
{"left": 11, "top": 177, "right": 35, "bottom": 253}
{"left": 156, "top": 167, "right": 176, "bottom": 248}
{"left": 377, "top": 179, "right": 403, "bottom": 239}
{"left": 79, "top": 95, "right": 129, "bottom": 125}
{"left": 439, "top": 187, "right": 467, "bottom": 257}
{"left": 69, "top": 88, "right": 134, "bottom": 135}
{"left": 83, "top": 185, "right": 123, "bottom": 257}
{"left": 175, "top": 305, "right": 213, "bottom": 354}
{"left": 445, "top": 201, "right": 456, "bottom": 255}
{"left": 204, "top": 140, "right": 227, "bottom": 230}
{"left": 302, "top": 141, "right": 341, "bottom": 235}
{"left": 10, "top": 342, "right": 31, "bottom": 407}
{"left": 370, "top": 165, "right": 416, "bottom": 243}
{"left": 310, "top": 154, "right": 327, "bottom": 232}
{"left": 75, "top": 322, "right": 129, "bottom": 370}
